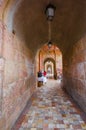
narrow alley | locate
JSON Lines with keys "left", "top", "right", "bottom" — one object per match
{"left": 1, "top": 0, "right": 86, "bottom": 129}
{"left": 12, "top": 80, "right": 86, "bottom": 130}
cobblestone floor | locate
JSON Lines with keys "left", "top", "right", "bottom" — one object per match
{"left": 12, "top": 80, "right": 86, "bottom": 130}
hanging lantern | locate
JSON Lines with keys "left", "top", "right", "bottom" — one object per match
{"left": 48, "top": 41, "right": 52, "bottom": 48}
{"left": 45, "top": 3, "right": 56, "bottom": 21}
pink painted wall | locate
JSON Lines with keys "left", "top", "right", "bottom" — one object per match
{"left": 0, "top": 19, "right": 36, "bottom": 130}
{"left": 63, "top": 36, "right": 86, "bottom": 113}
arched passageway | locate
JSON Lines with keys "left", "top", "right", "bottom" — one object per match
{"left": 36, "top": 44, "right": 62, "bottom": 80}
{"left": 0, "top": 0, "right": 86, "bottom": 129}
{"left": 44, "top": 57, "right": 56, "bottom": 78}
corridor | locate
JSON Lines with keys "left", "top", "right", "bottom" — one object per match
{"left": 12, "top": 80, "right": 86, "bottom": 130}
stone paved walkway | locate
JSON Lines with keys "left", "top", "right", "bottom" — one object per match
{"left": 12, "top": 80, "right": 86, "bottom": 130}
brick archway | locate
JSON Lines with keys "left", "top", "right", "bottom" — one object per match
{"left": 44, "top": 58, "right": 56, "bottom": 78}
{"left": 0, "top": 1, "right": 86, "bottom": 129}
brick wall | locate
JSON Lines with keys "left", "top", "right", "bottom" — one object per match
{"left": 63, "top": 36, "right": 86, "bottom": 113}
{"left": 38, "top": 45, "right": 62, "bottom": 74}
{"left": 0, "top": 19, "right": 36, "bottom": 130}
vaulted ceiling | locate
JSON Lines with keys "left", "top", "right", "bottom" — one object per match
{"left": 3, "top": 0, "right": 86, "bottom": 55}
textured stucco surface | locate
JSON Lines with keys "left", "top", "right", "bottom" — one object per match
{"left": 0, "top": 19, "right": 36, "bottom": 130}
{"left": 0, "top": 0, "right": 86, "bottom": 55}
{"left": 0, "top": 0, "right": 86, "bottom": 129}
{"left": 63, "top": 36, "right": 86, "bottom": 113}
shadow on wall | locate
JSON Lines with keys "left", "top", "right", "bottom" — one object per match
{"left": 63, "top": 36, "right": 86, "bottom": 113}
